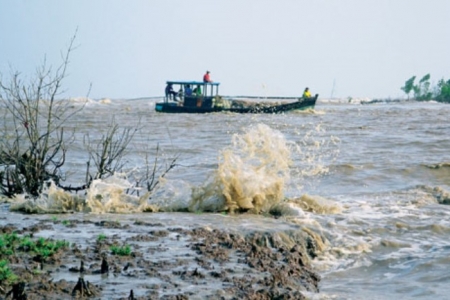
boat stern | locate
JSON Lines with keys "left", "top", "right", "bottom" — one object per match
{"left": 155, "top": 103, "right": 164, "bottom": 112}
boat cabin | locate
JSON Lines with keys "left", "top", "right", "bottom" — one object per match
{"left": 165, "top": 81, "right": 220, "bottom": 109}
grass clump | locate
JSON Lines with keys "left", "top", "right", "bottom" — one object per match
{"left": 0, "top": 232, "right": 70, "bottom": 284}
{"left": 0, "top": 233, "right": 69, "bottom": 259}
{"left": 97, "top": 234, "right": 107, "bottom": 242}
{"left": 0, "top": 260, "right": 18, "bottom": 284}
{"left": 19, "top": 237, "right": 69, "bottom": 258}
{"left": 110, "top": 244, "right": 131, "bottom": 256}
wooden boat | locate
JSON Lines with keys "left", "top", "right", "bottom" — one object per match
{"left": 155, "top": 81, "right": 318, "bottom": 114}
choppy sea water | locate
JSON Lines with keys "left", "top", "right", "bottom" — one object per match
{"left": 1, "top": 97, "right": 450, "bottom": 299}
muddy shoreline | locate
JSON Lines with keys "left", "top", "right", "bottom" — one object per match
{"left": 0, "top": 212, "right": 321, "bottom": 299}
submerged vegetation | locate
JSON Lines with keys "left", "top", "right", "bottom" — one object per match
{"left": 110, "top": 244, "right": 132, "bottom": 256}
{"left": 0, "top": 232, "right": 70, "bottom": 284}
{"left": 401, "top": 74, "right": 450, "bottom": 102}
{"left": 0, "top": 33, "right": 177, "bottom": 201}
{"left": 0, "top": 233, "right": 69, "bottom": 259}
{"left": 0, "top": 260, "right": 18, "bottom": 285}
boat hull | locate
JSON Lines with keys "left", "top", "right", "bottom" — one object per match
{"left": 155, "top": 95, "right": 318, "bottom": 114}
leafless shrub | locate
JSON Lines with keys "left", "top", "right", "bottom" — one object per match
{"left": 0, "top": 34, "right": 177, "bottom": 199}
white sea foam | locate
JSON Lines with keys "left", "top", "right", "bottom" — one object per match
{"left": 9, "top": 181, "right": 84, "bottom": 213}
{"left": 68, "top": 96, "right": 93, "bottom": 104}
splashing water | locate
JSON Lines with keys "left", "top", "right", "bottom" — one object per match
{"left": 85, "top": 174, "right": 150, "bottom": 213}
{"left": 9, "top": 174, "right": 150, "bottom": 214}
{"left": 191, "top": 123, "right": 292, "bottom": 213}
{"left": 8, "top": 123, "right": 339, "bottom": 216}
{"left": 289, "top": 123, "right": 341, "bottom": 193}
{"left": 10, "top": 181, "right": 85, "bottom": 214}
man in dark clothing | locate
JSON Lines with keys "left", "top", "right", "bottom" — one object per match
{"left": 165, "top": 83, "right": 178, "bottom": 101}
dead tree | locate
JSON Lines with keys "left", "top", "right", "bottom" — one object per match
{"left": 0, "top": 33, "right": 82, "bottom": 197}
{"left": 0, "top": 33, "right": 178, "bottom": 199}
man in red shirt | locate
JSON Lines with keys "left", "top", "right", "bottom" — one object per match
{"left": 203, "top": 71, "right": 212, "bottom": 83}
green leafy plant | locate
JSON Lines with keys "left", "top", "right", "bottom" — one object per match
{"left": 18, "top": 236, "right": 35, "bottom": 252}
{"left": 24, "top": 237, "right": 69, "bottom": 258}
{"left": 32, "top": 268, "right": 42, "bottom": 275}
{"left": 97, "top": 234, "right": 107, "bottom": 242}
{"left": 0, "top": 234, "right": 69, "bottom": 258}
{"left": 110, "top": 244, "right": 131, "bottom": 256}
{"left": 0, "top": 260, "right": 18, "bottom": 284}
{"left": 0, "top": 233, "right": 19, "bottom": 256}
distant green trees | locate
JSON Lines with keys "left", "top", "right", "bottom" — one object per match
{"left": 436, "top": 78, "right": 450, "bottom": 103}
{"left": 401, "top": 74, "right": 450, "bottom": 103}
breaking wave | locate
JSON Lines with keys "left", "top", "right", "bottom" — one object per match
{"left": 191, "top": 123, "right": 292, "bottom": 213}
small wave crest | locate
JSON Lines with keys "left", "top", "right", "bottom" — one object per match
{"left": 415, "top": 185, "right": 450, "bottom": 205}
{"left": 424, "top": 162, "right": 450, "bottom": 169}
{"left": 287, "top": 194, "right": 342, "bottom": 214}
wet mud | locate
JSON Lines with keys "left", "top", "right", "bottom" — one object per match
{"left": 0, "top": 215, "right": 320, "bottom": 299}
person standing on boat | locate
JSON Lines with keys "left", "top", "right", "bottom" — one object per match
{"left": 203, "top": 71, "right": 212, "bottom": 83}
{"left": 165, "top": 83, "right": 178, "bottom": 101}
{"left": 303, "top": 87, "right": 312, "bottom": 99}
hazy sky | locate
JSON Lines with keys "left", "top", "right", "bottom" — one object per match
{"left": 1, "top": 0, "right": 450, "bottom": 99}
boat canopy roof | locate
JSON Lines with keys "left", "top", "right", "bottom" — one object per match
{"left": 166, "top": 81, "right": 220, "bottom": 86}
